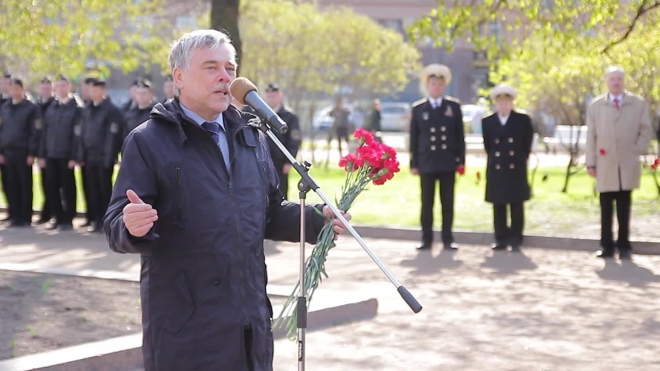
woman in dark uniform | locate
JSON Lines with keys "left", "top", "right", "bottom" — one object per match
{"left": 482, "top": 84, "right": 534, "bottom": 251}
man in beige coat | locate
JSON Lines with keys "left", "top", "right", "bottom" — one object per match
{"left": 586, "top": 66, "right": 653, "bottom": 259}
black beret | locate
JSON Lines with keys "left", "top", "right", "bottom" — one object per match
{"left": 265, "top": 83, "right": 279, "bottom": 92}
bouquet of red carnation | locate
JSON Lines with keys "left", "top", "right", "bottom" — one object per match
{"left": 273, "top": 128, "right": 400, "bottom": 339}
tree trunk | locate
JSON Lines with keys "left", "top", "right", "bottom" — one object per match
{"left": 210, "top": 0, "right": 242, "bottom": 75}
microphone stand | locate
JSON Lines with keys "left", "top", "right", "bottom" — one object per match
{"left": 251, "top": 119, "right": 422, "bottom": 371}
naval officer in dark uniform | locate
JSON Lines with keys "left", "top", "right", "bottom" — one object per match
{"left": 409, "top": 64, "right": 466, "bottom": 250}
{"left": 263, "top": 83, "right": 302, "bottom": 200}
{"left": 482, "top": 84, "right": 534, "bottom": 251}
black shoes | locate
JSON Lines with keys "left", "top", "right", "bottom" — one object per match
{"left": 87, "top": 222, "right": 102, "bottom": 233}
{"left": 491, "top": 243, "right": 507, "bottom": 251}
{"left": 417, "top": 242, "right": 459, "bottom": 250}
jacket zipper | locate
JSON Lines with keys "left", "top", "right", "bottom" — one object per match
{"left": 226, "top": 129, "right": 252, "bottom": 343}
{"left": 175, "top": 166, "right": 182, "bottom": 221}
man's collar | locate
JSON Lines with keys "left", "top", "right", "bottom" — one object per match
{"left": 57, "top": 95, "right": 72, "bottom": 104}
{"left": 179, "top": 102, "right": 225, "bottom": 130}
{"left": 608, "top": 92, "right": 624, "bottom": 100}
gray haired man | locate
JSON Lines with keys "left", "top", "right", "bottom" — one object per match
{"left": 102, "top": 29, "right": 350, "bottom": 371}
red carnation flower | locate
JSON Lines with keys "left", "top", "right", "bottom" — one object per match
{"left": 652, "top": 158, "right": 659, "bottom": 170}
{"left": 599, "top": 148, "right": 606, "bottom": 156}
{"left": 353, "top": 128, "right": 374, "bottom": 145}
{"left": 339, "top": 153, "right": 362, "bottom": 172}
{"left": 457, "top": 165, "right": 465, "bottom": 176}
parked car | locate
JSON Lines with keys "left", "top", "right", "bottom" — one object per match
{"left": 379, "top": 102, "right": 411, "bottom": 132}
{"left": 461, "top": 104, "right": 489, "bottom": 134}
{"left": 312, "top": 104, "right": 364, "bottom": 133}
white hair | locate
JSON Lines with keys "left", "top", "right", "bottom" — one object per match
{"left": 168, "top": 29, "right": 237, "bottom": 96}
{"left": 605, "top": 65, "right": 625, "bottom": 78}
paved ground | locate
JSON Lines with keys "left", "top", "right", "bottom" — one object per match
{"left": 1, "top": 226, "right": 659, "bottom": 370}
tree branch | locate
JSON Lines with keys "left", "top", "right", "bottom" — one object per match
{"left": 602, "top": 0, "right": 660, "bottom": 53}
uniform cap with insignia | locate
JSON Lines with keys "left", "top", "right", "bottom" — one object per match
{"left": 265, "top": 83, "right": 279, "bottom": 92}
{"left": 490, "top": 84, "right": 517, "bottom": 100}
{"left": 10, "top": 77, "right": 24, "bottom": 88}
{"left": 137, "top": 80, "right": 152, "bottom": 89}
{"left": 90, "top": 78, "right": 107, "bottom": 87}
{"left": 420, "top": 64, "right": 452, "bottom": 86}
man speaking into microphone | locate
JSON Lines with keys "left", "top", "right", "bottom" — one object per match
{"left": 102, "top": 29, "right": 350, "bottom": 371}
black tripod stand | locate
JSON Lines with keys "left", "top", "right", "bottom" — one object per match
{"left": 251, "top": 120, "right": 423, "bottom": 371}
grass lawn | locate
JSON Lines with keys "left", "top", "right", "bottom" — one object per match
{"left": 2, "top": 164, "right": 658, "bottom": 237}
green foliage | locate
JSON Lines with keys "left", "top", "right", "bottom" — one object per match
{"left": 407, "top": 0, "right": 658, "bottom": 56}
{"left": 239, "top": 0, "right": 421, "bottom": 104}
{"left": 0, "top": 0, "right": 184, "bottom": 84}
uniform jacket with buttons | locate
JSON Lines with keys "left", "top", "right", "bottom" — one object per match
{"left": 482, "top": 110, "right": 534, "bottom": 204}
{"left": 267, "top": 105, "right": 301, "bottom": 165}
{"left": 39, "top": 96, "right": 83, "bottom": 160}
{"left": 0, "top": 99, "right": 41, "bottom": 157}
{"left": 103, "top": 100, "right": 327, "bottom": 371}
{"left": 77, "top": 98, "right": 125, "bottom": 167}
{"left": 586, "top": 92, "right": 653, "bottom": 193}
{"left": 409, "top": 96, "right": 465, "bottom": 173}
{"left": 123, "top": 103, "right": 154, "bottom": 140}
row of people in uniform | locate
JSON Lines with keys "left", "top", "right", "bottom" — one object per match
{"left": 409, "top": 63, "right": 654, "bottom": 259}
{"left": 0, "top": 74, "right": 302, "bottom": 232}
{"left": 0, "top": 74, "right": 176, "bottom": 232}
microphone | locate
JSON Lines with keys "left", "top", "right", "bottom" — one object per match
{"left": 229, "top": 77, "right": 288, "bottom": 134}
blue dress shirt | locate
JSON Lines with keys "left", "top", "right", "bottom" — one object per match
{"left": 180, "top": 103, "right": 231, "bottom": 171}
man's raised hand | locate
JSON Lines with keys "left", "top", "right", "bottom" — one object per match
{"left": 123, "top": 189, "right": 158, "bottom": 237}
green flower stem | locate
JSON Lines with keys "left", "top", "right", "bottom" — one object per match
{"left": 273, "top": 166, "right": 374, "bottom": 340}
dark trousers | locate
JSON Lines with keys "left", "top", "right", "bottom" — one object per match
{"left": 39, "top": 166, "right": 51, "bottom": 221}
{"left": 0, "top": 164, "right": 11, "bottom": 219}
{"left": 493, "top": 203, "right": 525, "bottom": 245}
{"left": 600, "top": 190, "right": 632, "bottom": 251}
{"left": 4, "top": 155, "right": 33, "bottom": 224}
{"left": 85, "top": 164, "right": 114, "bottom": 225}
{"left": 273, "top": 159, "right": 290, "bottom": 200}
{"left": 328, "top": 129, "right": 349, "bottom": 156}
{"left": 80, "top": 165, "right": 94, "bottom": 222}
{"left": 420, "top": 172, "right": 455, "bottom": 244}
{"left": 46, "top": 159, "right": 77, "bottom": 225}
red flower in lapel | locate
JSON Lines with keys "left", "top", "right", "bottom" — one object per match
{"left": 599, "top": 148, "right": 606, "bottom": 156}
{"left": 651, "top": 158, "right": 659, "bottom": 170}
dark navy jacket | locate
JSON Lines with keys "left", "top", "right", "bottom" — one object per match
{"left": 409, "top": 97, "right": 466, "bottom": 174}
{"left": 103, "top": 100, "right": 326, "bottom": 371}
{"left": 482, "top": 111, "right": 534, "bottom": 204}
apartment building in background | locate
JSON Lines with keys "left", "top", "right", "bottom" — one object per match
{"left": 318, "top": 0, "right": 494, "bottom": 104}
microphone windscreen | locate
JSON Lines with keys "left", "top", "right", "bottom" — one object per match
{"left": 229, "top": 77, "right": 258, "bottom": 105}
